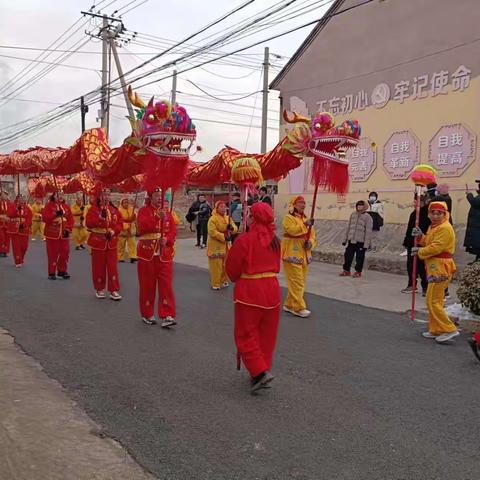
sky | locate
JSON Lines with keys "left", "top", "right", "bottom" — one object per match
{"left": 0, "top": 0, "right": 333, "bottom": 161}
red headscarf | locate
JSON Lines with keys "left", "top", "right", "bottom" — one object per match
{"left": 250, "top": 202, "right": 276, "bottom": 247}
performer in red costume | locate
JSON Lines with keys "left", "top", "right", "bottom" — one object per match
{"left": 225, "top": 202, "right": 281, "bottom": 394}
{"left": 136, "top": 188, "right": 177, "bottom": 327}
{"left": 85, "top": 188, "right": 122, "bottom": 300}
{"left": 42, "top": 191, "right": 74, "bottom": 280}
{"left": 7, "top": 194, "right": 33, "bottom": 267}
{"left": 0, "top": 190, "right": 11, "bottom": 257}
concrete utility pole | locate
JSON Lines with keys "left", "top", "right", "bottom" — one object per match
{"left": 171, "top": 69, "right": 177, "bottom": 105}
{"left": 100, "top": 15, "right": 109, "bottom": 134}
{"left": 260, "top": 46, "right": 270, "bottom": 154}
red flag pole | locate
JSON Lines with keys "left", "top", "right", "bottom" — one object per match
{"left": 410, "top": 184, "right": 422, "bottom": 321}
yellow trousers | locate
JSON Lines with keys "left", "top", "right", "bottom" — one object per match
{"left": 426, "top": 280, "right": 457, "bottom": 335}
{"left": 208, "top": 257, "right": 227, "bottom": 288}
{"left": 72, "top": 226, "right": 89, "bottom": 247}
{"left": 283, "top": 261, "right": 308, "bottom": 312}
{"left": 31, "top": 221, "right": 44, "bottom": 240}
{"left": 118, "top": 236, "right": 137, "bottom": 261}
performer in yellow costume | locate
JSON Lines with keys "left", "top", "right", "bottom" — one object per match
{"left": 207, "top": 200, "right": 237, "bottom": 290}
{"left": 412, "top": 201, "right": 459, "bottom": 343}
{"left": 30, "top": 197, "right": 45, "bottom": 241}
{"left": 118, "top": 197, "right": 137, "bottom": 263}
{"left": 71, "top": 196, "right": 89, "bottom": 250}
{"left": 281, "top": 196, "right": 316, "bottom": 318}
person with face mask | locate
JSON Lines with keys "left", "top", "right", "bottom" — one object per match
{"left": 7, "top": 194, "right": 33, "bottom": 267}
{"left": 411, "top": 201, "right": 458, "bottom": 343}
{"left": 464, "top": 180, "right": 480, "bottom": 264}
{"left": 207, "top": 200, "right": 237, "bottom": 290}
{"left": 136, "top": 189, "right": 177, "bottom": 327}
{"left": 340, "top": 200, "right": 373, "bottom": 278}
{"left": 42, "top": 191, "right": 74, "bottom": 279}
{"left": 366, "top": 192, "right": 384, "bottom": 251}
{"left": 281, "top": 196, "right": 316, "bottom": 318}
{"left": 225, "top": 202, "right": 281, "bottom": 393}
{"left": 85, "top": 188, "right": 122, "bottom": 300}
{"left": 0, "top": 190, "right": 12, "bottom": 257}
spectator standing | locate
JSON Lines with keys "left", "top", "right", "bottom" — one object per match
{"left": 340, "top": 200, "right": 373, "bottom": 278}
{"left": 464, "top": 179, "right": 480, "bottom": 263}
{"left": 366, "top": 191, "right": 384, "bottom": 251}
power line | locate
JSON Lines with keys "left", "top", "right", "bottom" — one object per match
{"left": 0, "top": 53, "right": 101, "bottom": 73}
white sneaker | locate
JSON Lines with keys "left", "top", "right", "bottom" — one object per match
{"left": 435, "top": 331, "right": 460, "bottom": 343}
{"left": 109, "top": 291, "right": 122, "bottom": 301}
{"left": 95, "top": 290, "right": 106, "bottom": 299}
{"left": 161, "top": 317, "right": 176, "bottom": 328}
{"left": 222, "top": 282, "right": 230, "bottom": 288}
{"left": 283, "top": 306, "right": 295, "bottom": 314}
{"left": 142, "top": 316, "right": 157, "bottom": 325}
{"left": 295, "top": 309, "right": 311, "bottom": 318}
{"left": 422, "top": 331, "right": 437, "bottom": 339}
{"left": 211, "top": 286, "right": 221, "bottom": 290}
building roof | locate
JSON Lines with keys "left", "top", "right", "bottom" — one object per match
{"left": 269, "top": 0, "right": 347, "bottom": 90}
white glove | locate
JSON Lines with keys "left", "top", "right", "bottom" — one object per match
{"left": 410, "top": 247, "right": 419, "bottom": 256}
{"left": 411, "top": 227, "right": 423, "bottom": 237}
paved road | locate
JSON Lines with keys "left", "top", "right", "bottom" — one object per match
{"left": 1, "top": 242, "right": 479, "bottom": 480}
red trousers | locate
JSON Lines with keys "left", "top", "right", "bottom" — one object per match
{"left": 46, "top": 238, "right": 70, "bottom": 275}
{"left": 91, "top": 248, "right": 120, "bottom": 292}
{"left": 474, "top": 333, "right": 480, "bottom": 344}
{"left": 137, "top": 257, "right": 175, "bottom": 319}
{"left": 11, "top": 234, "right": 28, "bottom": 266}
{"left": 234, "top": 303, "right": 280, "bottom": 378}
{"left": 0, "top": 227, "right": 9, "bottom": 254}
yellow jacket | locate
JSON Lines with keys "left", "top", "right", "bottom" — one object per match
{"left": 118, "top": 204, "right": 136, "bottom": 236}
{"left": 418, "top": 214, "right": 456, "bottom": 282}
{"left": 30, "top": 202, "right": 43, "bottom": 221}
{"left": 71, "top": 202, "right": 86, "bottom": 227}
{"left": 207, "top": 212, "right": 237, "bottom": 258}
{"left": 281, "top": 212, "right": 317, "bottom": 264}
{"left": 172, "top": 211, "right": 180, "bottom": 225}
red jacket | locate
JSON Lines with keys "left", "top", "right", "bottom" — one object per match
{"left": 85, "top": 203, "right": 122, "bottom": 250}
{"left": 42, "top": 199, "right": 74, "bottom": 240}
{"left": 136, "top": 204, "right": 176, "bottom": 262}
{"left": 225, "top": 231, "right": 281, "bottom": 309}
{"left": 7, "top": 203, "right": 33, "bottom": 236}
{"left": 0, "top": 200, "right": 11, "bottom": 228}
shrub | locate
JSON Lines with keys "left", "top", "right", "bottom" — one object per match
{"left": 457, "top": 262, "right": 480, "bottom": 315}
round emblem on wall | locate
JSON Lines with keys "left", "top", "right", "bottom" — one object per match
{"left": 371, "top": 83, "right": 391, "bottom": 109}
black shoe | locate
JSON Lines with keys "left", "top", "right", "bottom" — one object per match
{"left": 130, "top": 258, "right": 137, "bottom": 263}
{"left": 468, "top": 339, "right": 480, "bottom": 363}
{"left": 75, "top": 246, "right": 81, "bottom": 251}
{"left": 195, "top": 243, "right": 200, "bottom": 247}
{"left": 250, "top": 371, "right": 275, "bottom": 394}
{"left": 58, "top": 272, "right": 70, "bottom": 279}
{"left": 80, "top": 244, "right": 86, "bottom": 250}
{"left": 142, "top": 316, "right": 157, "bottom": 325}
{"left": 119, "top": 260, "right": 125, "bottom": 263}
{"left": 422, "top": 289, "right": 427, "bottom": 297}
{"left": 48, "top": 274, "right": 56, "bottom": 280}
{"left": 0, "top": 253, "right": 6, "bottom": 258}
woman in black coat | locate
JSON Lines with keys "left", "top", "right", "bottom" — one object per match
{"left": 464, "top": 181, "right": 480, "bottom": 263}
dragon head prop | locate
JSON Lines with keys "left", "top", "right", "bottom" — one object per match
{"left": 127, "top": 86, "right": 197, "bottom": 193}
{"left": 127, "top": 85, "right": 196, "bottom": 157}
{"left": 283, "top": 110, "right": 361, "bottom": 193}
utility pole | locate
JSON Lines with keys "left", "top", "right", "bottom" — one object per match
{"left": 100, "top": 15, "right": 109, "bottom": 137}
{"left": 260, "top": 46, "right": 270, "bottom": 154}
{"left": 80, "top": 96, "right": 88, "bottom": 133}
{"left": 171, "top": 69, "right": 177, "bottom": 104}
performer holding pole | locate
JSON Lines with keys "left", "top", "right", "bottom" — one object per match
{"left": 42, "top": 190, "right": 74, "bottom": 279}
{"left": 85, "top": 187, "right": 122, "bottom": 300}
{"left": 7, "top": 193, "right": 32, "bottom": 267}
{"left": 136, "top": 188, "right": 177, "bottom": 327}
{"left": 225, "top": 202, "right": 281, "bottom": 394}
{"left": 0, "top": 190, "right": 11, "bottom": 257}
